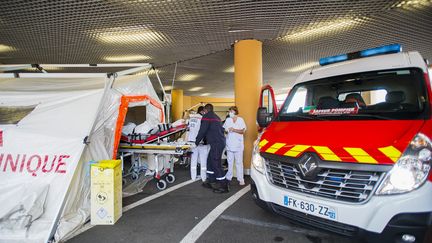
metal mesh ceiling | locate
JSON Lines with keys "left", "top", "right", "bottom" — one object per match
{"left": 1, "top": 0, "right": 431, "bottom": 97}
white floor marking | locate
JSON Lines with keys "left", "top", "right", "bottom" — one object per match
{"left": 180, "top": 185, "right": 251, "bottom": 243}
{"left": 219, "top": 215, "right": 328, "bottom": 238}
{"left": 65, "top": 179, "right": 195, "bottom": 241}
{"left": 123, "top": 179, "right": 195, "bottom": 212}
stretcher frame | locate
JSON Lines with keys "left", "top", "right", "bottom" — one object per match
{"left": 118, "top": 126, "right": 191, "bottom": 190}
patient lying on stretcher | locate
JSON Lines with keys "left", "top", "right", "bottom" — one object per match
{"left": 121, "top": 119, "right": 187, "bottom": 144}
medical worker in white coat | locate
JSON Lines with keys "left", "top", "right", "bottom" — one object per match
{"left": 187, "top": 106, "right": 210, "bottom": 181}
{"left": 223, "top": 106, "right": 246, "bottom": 185}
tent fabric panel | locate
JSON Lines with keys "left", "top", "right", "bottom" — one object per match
{"left": 0, "top": 89, "right": 105, "bottom": 243}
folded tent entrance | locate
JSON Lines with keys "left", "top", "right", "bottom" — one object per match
{"left": 113, "top": 95, "right": 165, "bottom": 158}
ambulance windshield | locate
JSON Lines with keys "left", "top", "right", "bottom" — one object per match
{"left": 279, "top": 68, "right": 429, "bottom": 121}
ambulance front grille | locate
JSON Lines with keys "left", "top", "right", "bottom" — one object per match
{"left": 265, "top": 159, "right": 383, "bottom": 203}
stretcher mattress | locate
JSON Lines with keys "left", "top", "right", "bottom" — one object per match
{"left": 120, "top": 124, "right": 187, "bottom": 144}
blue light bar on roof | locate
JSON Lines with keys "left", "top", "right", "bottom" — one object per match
{"left": 360, "top": 44, "right": 402, "bottom": 57}
{"left": 319, "top": 54, "right": 348, "bottom": 66}
{"left": 319, "top": 44, "right": 403, "bottom": 66}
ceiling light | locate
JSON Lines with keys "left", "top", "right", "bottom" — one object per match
{"left": 0, "top": 44, "right": 14, "bottom": 52}
{"left": 228, "top": 28, "right": 276, "bottom": 33}
{"left": 104, "top": 55, "right": 151, "bottom": 62}
{"left": 224, "top": 65, "right": 234, "bottom": 73}
{"left": 164, "top": 85, "right": 173, "bottom": 91}
{"left": 201, "top": 93, "right": 211, "bottom": 97}
{"left": 228, "top": 29, "right": 251, "bottom": 33}
{"left": 282, "top": 18, "right": 365, "bottom": 42}
{"left": 394, "top": 0, "right": 431, "bottom": 8}
{"left": 189, "top": 87, "right": 203, "bottom": 92}
{"left": 285, "top": 62, "right": 318, "bottom": 72}
{"left": 41, "top": 65, "right": 65, "bottom": 71}
{"left": 95, "top": 26, "right": 162, "bottom": 44}
{"left": 178, "top": 74, "right": 201, "bottom": 81}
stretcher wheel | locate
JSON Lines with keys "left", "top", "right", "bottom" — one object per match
{"left": 122, "top": 178, "right": 127, "bottom": 185}
{"left": 166, "top": 174, "right": 175, "bottom": 184}
{"left": 156, "top": 179, "right": 167, "bottom": 190}
{"left": 131, "top": 172, "right": 139, "bottom": 181}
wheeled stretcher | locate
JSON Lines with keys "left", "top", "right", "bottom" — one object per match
{"left": 120, "top": 124, "right": 187, "bottom": 145}
{"left": 118, "top": 124, "right": 191, "bottom": 192}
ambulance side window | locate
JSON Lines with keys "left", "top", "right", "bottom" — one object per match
{"left": 262, "top": 89, "right": 274, "bottom": 114}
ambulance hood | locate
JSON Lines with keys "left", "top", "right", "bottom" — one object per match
{"left": 260, "top": 120, "right": 426, "bottom": 164}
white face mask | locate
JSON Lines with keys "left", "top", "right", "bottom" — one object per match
{"left": 228, "top": 112, "right": 235, "bottom": 118}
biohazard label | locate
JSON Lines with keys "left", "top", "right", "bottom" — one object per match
{"left": 97, "top": 192, "right": 108, "bottom": 204}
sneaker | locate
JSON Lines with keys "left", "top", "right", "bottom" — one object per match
{"left": 239, "top": 181, "right": 245, "bottom": 186}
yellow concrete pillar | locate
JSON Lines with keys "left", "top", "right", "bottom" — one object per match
{"left": 171, "top": 89, "right": 184, "bottom": 121}
{"left": 234, "top": 40, "right": 262, "bottom": 174}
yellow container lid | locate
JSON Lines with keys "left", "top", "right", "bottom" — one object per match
{"left": 91, "top": 159, "right": 121, "bottom": 169}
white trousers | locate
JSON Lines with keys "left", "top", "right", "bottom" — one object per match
{"left": 225, "top": 150, "right": 244, "bottom": 183}
{"left": 190, "top": 144, "right": 210, "bottom": 181}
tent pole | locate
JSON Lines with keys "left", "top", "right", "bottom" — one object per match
{"left": 116, "top": 65, "right": 151, "bottom": 76}
{"left": 154, "top": 69, "right": 170, "bottom": 123}
{"left": 170, "top": 62, "right": 177, "bottom": 93}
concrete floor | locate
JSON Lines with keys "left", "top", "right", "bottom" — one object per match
{"left": 68, "top": 166, "right": 358, "bottom": 243}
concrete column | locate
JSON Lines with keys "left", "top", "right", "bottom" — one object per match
{"left": 234, "top": 40, "right": 263, "bottom": 173}
{"left": 171, "top": 89, "right": 184, "bottom": 121}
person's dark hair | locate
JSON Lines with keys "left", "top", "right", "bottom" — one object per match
{"left": 204, "top": 103, "right": 214, "bottom": 112}
{"left": 197, "top": 106, "right": 205, "bottom": 114}
{"left": 229, "top": 106, "right": 239, "bottom": 115}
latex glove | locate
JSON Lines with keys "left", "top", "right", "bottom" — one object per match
{"left": 186, "top": 142, "right": 196, "bottom": 148}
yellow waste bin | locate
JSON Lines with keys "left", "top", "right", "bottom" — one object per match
{"left": 90, "top": 160, "right": 122, "bottom": 225}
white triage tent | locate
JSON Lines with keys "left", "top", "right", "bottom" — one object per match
{"left": 0, "top": 64, "right": 166, "bottom": 243}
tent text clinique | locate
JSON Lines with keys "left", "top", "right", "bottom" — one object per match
{"left": 0, "top": 153, "right": 71, "bottom": 177}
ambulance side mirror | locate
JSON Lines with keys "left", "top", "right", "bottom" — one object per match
{"left": 257, "top": 107, "right": 273, "bottom": 128}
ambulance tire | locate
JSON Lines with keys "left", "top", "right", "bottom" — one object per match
{"left": 166, "top": 174, "right": 175, "bottom": 184}
{"left": 251, "top": 182, "right": 272, "bottom": 212}
{"left": 156, "top": 179, "right": 167, "bottom": 190}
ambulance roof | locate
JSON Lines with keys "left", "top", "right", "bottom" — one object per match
{"left": 295, "top": 51, "right": 428, "bottom": 85}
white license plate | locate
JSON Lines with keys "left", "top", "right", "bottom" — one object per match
{"left": 283, "top": 195, "right": 337, "bottom": 220}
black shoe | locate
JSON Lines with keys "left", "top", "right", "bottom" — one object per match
{"left": 213, "top": 187, "right": 229, "bottom": 193}
{"left": 212, "top": 182, "right": 230, "bottom": 193}
{"left": 202, "top": 180, "right": 215, "bottom": 189}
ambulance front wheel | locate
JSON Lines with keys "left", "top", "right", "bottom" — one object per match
{"left": 166, "top": 174, "right": 175, "bottom": 184}
{"left": 156, "top": 179, "right": 167, "bottom": 190}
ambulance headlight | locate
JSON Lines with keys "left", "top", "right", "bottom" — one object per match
{"left": 377, "top": 133, "right": 432, "bottom": 195}
{"left": 252, "top": 139, "right": 265, "bottom": 174}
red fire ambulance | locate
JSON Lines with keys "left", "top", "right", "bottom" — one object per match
{"left": 251, "top": 44, "right": 432, "bottom": 243}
